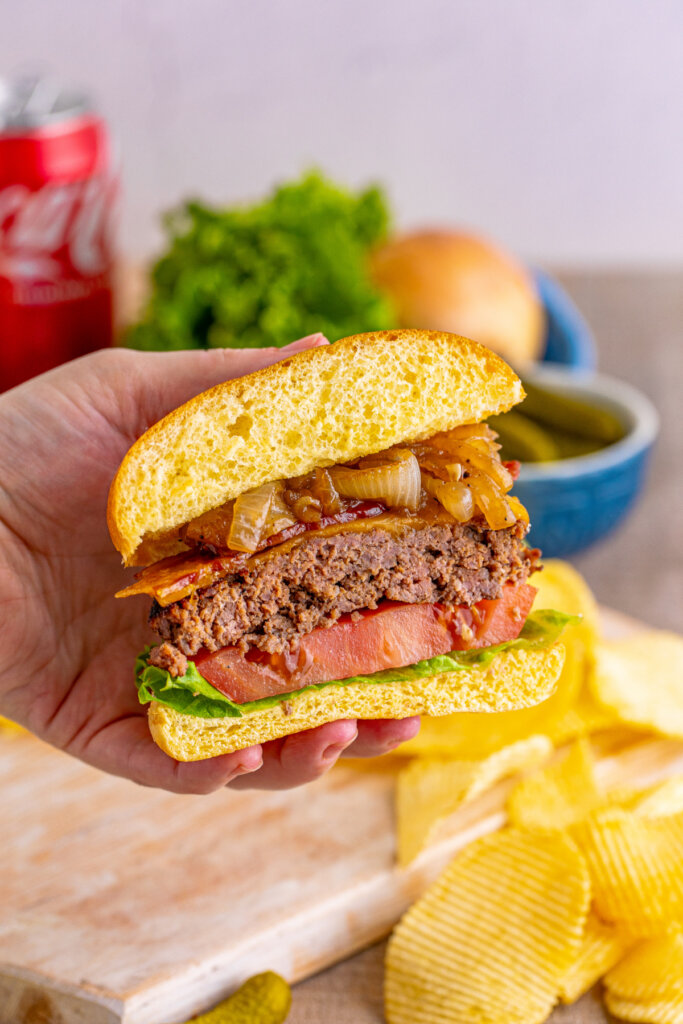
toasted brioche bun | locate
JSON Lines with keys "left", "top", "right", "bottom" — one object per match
{"left": 371, "top": 232, "right": 545, "bottom": 366}
{"left": 108, "top": 329, "right": 523, "bottom": 565}
{"left": 149, "top": 642, "right": 565, "bottom": 760}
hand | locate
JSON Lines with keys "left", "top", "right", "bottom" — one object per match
{"left": 0, "top": 336, "right": 419, "bottom": 793}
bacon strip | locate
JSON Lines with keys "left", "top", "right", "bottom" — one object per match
{"left": 117, "top": 501, "right": 389, "bottom": 605}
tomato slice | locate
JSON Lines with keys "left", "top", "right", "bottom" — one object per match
{"left": 194, "top": 582, "right": 537, "bottom": 704}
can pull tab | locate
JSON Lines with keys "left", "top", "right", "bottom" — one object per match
{"left": 18, "top": 76, "right": 63, "bottom": 121}
{"left": 0, "top": 74, "right": 90, "bottom": 131}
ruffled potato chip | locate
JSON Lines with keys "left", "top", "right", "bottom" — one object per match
{"left": 543, "top": 689, "right": 620, "bottom": 746}
{"left": 591, "top": 632, "right": 683, "bottom": 739}
{"left": 635, "top": 777, "right": 683, "bottom": 819}
{"left": 605, "top": 783, "right": 656, "bottom": 811}
{"left": 604, "top": 992, "right": 683, "bottom": 1023}
{"left": 385, "top": 828, "right": 590, "bottom": 1024}
{"left": 508, "top": 739, "right": 603, "bottom": 831}
{"left": 534, "top": 558, "right": 599, "bottom": 628}
{"left": 392, "top": 640, "right": 582, "bottom": 761}
{"left": 571, "top": 809, "right": 683, "bottom": 935}
{"left": 396, "top": 736, "right": 552, "bottom": 865}
{"left": 558, "top": 912, "right": 632, "bottom": 1004}
{"left": 0, "top": 715, "right": 25, "bottom": 735}
{"left": 605, "top": 934, "right": 683, "bottom": 1000}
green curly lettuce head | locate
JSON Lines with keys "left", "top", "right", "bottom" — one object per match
{"left": 126, "top": 171, "right": 396, "bottom": 351}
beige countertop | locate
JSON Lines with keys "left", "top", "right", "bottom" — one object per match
{"left": 289, "top": 268, "right": 683, "bottom": 1024}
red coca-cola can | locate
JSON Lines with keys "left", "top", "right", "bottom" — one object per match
{"left": 0, "top": 76, "right": 117, "bottom": 392}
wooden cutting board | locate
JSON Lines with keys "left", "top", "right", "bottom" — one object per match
{"left": 1, "top": 608, "right": 682, "bottom": 1024}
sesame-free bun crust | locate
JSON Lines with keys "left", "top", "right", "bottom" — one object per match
{"left": 108, "top": 330, "right": 524, "bottom": 565}
{"left": 148, "top": 642, "right": 564, "bottom": 760}
{"left": 371, "top": 232, "right": 545, "bottom": 365}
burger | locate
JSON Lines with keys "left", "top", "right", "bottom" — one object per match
{"left": 108, "top": 330, "right": 569, "bottom": 761}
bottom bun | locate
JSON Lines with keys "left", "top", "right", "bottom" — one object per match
{"left": 149, "top": 642, "right": 565, "bottom": 761}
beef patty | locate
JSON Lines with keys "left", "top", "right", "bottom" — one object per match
{"left": 148, "top": 519, "right": 538, "bottom": 675}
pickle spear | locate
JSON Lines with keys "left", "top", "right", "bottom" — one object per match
{"left": 488, "top": 411, "right": 561, "bottom": 463}
{"left": 520, "top": 381, "right": 625, "bottom": 443}
{"left": 551, "top": 431, "right": 606, "bottom": 459}
{"left": 177, "top": 972, "right": 292, "bottom": 1024}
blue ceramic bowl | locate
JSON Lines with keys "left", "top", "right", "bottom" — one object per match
{"left": 534, "top": 268, "right": 597, "bottom": 371}
{"left": 512, "top": 367, "right": 659, "bottom": 558}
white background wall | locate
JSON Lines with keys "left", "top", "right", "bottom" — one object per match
{"left": 2, "top": 0, "right": 682, "bottom": 265}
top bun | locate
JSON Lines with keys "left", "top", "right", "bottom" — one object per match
{"left": 371, "top": 231, "right": 545, "bottom": 365}
{"left": 108, "top": 329, "right": 524, "bottom": 565}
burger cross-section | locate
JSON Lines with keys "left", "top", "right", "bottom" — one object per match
{"left": 108, "top": 330, "right": 572, "bottom": 760}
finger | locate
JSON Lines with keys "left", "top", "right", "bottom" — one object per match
{"left": 91, "top": 333, "right": 330, "bottom": 439}
{"left": 228, "top": 719, "right": 358, "bottom": 790}
{"left": 78, "top": 713, "right": 264, "bottom": 794}
{"left": 341, "top": 717, "right": 421, "bottom": 757}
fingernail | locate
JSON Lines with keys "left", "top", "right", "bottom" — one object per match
{"left": 281, "top": 333, "right": 328, "bottom": 352}
{"left": 321, "top": 743, "right": 347, "bottom": 763}
{"left": 322, "top": 732, "right": 358, "bottom": 763}
{"left": 232, "top": 759, "right": 261, "bottom": 778}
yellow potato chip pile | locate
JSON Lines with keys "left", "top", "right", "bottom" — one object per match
{"left": 604, "top": 934, "right": 683, "bottom": 1023}
{"left": 396, "top": 735, "right": 551, "bottom": 865}
{"left": 385, "top": 829, "right": 590, "bottom": 1024}
{"left": 389, "top": 742, "right": 683, "bottom": 1021}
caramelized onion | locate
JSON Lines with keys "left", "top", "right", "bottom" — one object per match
{"left": 265, "top": 487, "right": 298, "bottom": 535}
{"left": 284, "top": 467, "right": 342, "bottom": 517}
{"left": 466, "top": 476, "right": 517, "bottom": 531}
{"left": 331, "top": 449, "right": 421, "bottom": 511}
{"left": 410, "top": 448, "right": 463, "bottom": 482}
{"left": 445, "top": 441, "right": 514, "bottom": 491}
{"left": 289, "top": 494, "right": 322, "bottom": 523}
{"left": 228, "top": 482, "right": 285, "bottom": 553}
{"left": 465, "top": 436, "right": 502, "bottom": 454}
{"left": 313, "top": 467, "right": 342, "bottom": 515}
{"left": 426, "top": 423, "right": 499, "bottom": 445}
{"left": 182, "top": 423, "right": 525, "bottom": 558}
{"left": 422, "top": 473, "right": 474, "bottom": 522}
{"left": 507, "top": 495, "right": 530, "bottom": 525}
{"left": 181, "top": 503, "right": 234, "bottom": 551}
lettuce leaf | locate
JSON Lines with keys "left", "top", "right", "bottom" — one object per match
{"left": 135, "top": 609, "right": 577, "bottom": 720}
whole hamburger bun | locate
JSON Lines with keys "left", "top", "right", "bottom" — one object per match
{"left": 371, "top": 230, "right": 545, "bottom": 366}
